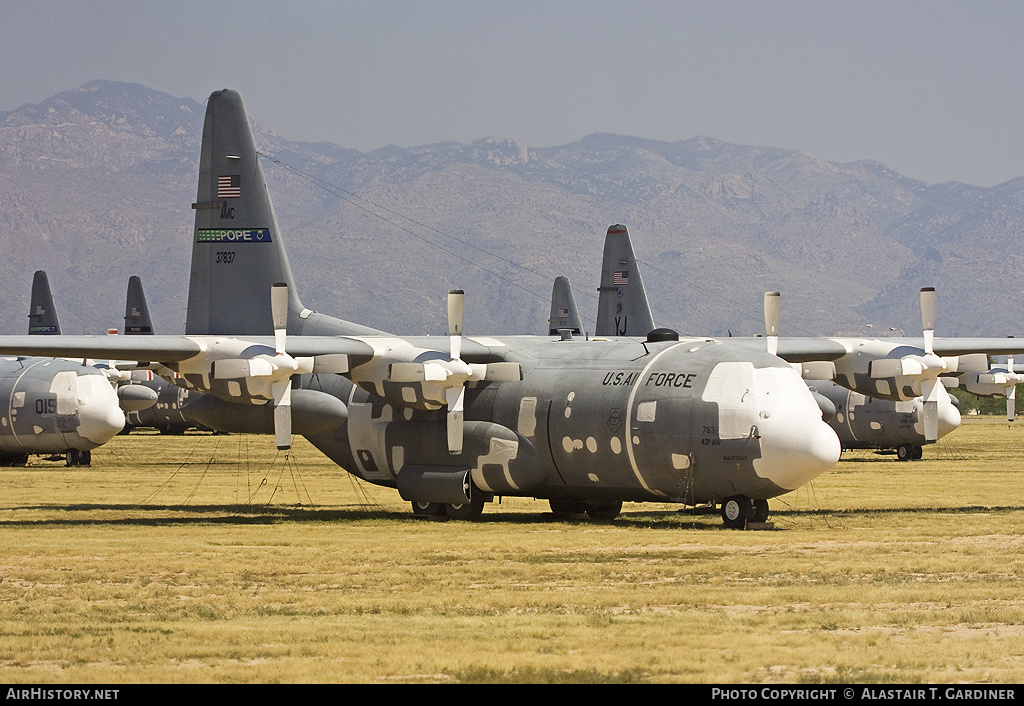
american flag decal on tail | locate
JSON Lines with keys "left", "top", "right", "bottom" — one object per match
{"left": 613, "top": 271, "right": 629, "bottom": 286}
{"left": 217, "top": 174, "right": 241, "bottom": 198}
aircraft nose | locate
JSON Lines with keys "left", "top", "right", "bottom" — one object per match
{"left": 75, "top": 376, "right": 126, "bottom": 446}
{"left": 937, "top": 397, "right": 962, "bottom": 440}
{"left": 755, "top": 414, "right": 841, "bottom": 491}
{"left": 750, "top": 368, "right": 841, "bottom": 491}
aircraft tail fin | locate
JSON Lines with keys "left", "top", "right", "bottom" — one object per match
{"left": 595, "top": 225, "right": 655, "bottom": 337}
{"left": 548, "top": 276, "right": 584, "bottom": 337}
{"left": 186, "top": 89, "right": 302, "bottom": 336}
{"left": 28, "top": 270, "right": 61, "bottom": 335}
{"left": 124, "top": 276, "right": 154, "bottom": 335}
{"left": 186, "top": 89, "right": 381, "bottom": 338}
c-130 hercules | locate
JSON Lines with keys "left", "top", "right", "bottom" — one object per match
{"left": 8, "top": 90, "right": 1024, "bottom": 528}
{"left": 562, "top": 225, "right": 963, "bottom": 464}
{"left": 0, "top": 89, "right": 851, "bottom": 527}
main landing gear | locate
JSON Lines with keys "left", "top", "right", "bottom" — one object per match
{"left": 720, "top": 495, "right": 769, "bottom": 530}
{"left": 548, "top": 499, "right": 623, "bottom": 521}
{"left": 895, "top": 444, "right": 923, "bottom": 461}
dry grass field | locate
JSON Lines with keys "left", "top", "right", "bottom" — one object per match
{"left": 1, "top": 417, "right": 1023, "bottom": 684}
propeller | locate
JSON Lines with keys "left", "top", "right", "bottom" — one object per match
{"left": 446, "top": 289, "right": 467, "bottom": 454}
{"left": 918, "top": 287, "right": 944, "bottom": 442}
{"left": 866, "top": 287, "right": 957, "bottom": 442}
{"left": 270, "top": 282, "right": 293, "bottom": 450}
{"left": 388, "top": 289, "right": 521, "bottom": 455}
{"left": 211, "top": 283, "right": 314, "bottom": 450}
{"left": 977, "top": 354, "right": 1023, "bottom": 422}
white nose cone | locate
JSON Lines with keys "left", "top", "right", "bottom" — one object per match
{"left": 74, "top": 374, "right": 126, "bottom": 447}
{"left": 750, "top": 367, "right": 842, "bottom": 490}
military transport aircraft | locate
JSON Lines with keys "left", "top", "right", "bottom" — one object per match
{"left": 0, "top": 272, "right": 128, "bottom": 466}
{"left": 581, "top": 224, "right": 963, "bottom": 463}
{"left": 0, "top": 88, "right": 848, "bottom": 527}
{"left": 2, "top": 89, "right": 1022, "bottom": 527}
{"left": 120, "top": 275, "right": 206, "bottom": 435}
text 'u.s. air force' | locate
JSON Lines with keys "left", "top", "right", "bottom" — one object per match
{"left": 602, "top": 371, "right": 697, "bottom": 387}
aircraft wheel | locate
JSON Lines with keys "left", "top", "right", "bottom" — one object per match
{"left": 912, "top": 446, "right": 923, "bottom": 460}
{"left": 410, "top": 500, "right": 444, "bottom": 517}
{"left": 445, "top": 487, "right": 486, "bottom": 520}
{"left": 584, "top": 500, "right": 622, "bottom": 521}
{"left": 549, "top": 499, "right": 586, "bottom": 515}
{"left": 721, "top": 495, "right": 751, "bottom": 530}
{"left": 751, "top": 498, "right": 769, "bottom": 523}
{"left": 896, "top": 444, "right": 913, "bottom": 462}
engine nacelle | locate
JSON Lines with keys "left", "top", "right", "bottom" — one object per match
{"left": 183, "top": 388, "right": 348, "bottom": 435}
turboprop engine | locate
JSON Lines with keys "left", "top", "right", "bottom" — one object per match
{"left": 183, "top": 388, "right": 348, "bottom": 436}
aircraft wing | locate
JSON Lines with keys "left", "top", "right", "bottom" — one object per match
{"left": 0, "top": 335, "right": 206, "bottom": 362}
{"left": 773, "top": 338, "right": 851, "bottom": 362}
{"left": 0, "top": 334, "right": 378, "bottom": 365}
{"left": 733, "top": 336, "right": 1024, "bottom": 363}
{"left": 930, "top": 338, "right": 1024, "bottom": 357}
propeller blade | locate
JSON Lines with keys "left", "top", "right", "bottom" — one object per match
{"left": 764, "top": 291, "right": 780, "bottom": 356}
{"left": 446, "top": 385, "right": 465, "bottom": 455}
{"left": 448, "top": 289, "right": 464, "bottom": 361}
{"left": 272, "top": 282, "right": 288, "bottom": 355}
{"left": 1008, "top": 356, "right": 1016, "bottom": 422}
{"left": 920, "top": 287, "right": 935, "bottom": 356}
{"left": 920, "top": 378, "right": 941, "bottom": 442}
{"left": 271, "top": 283, "right": 293, "bottom": 449}
{"left": 272, "top": 379, "right": 292, "bottom": 450}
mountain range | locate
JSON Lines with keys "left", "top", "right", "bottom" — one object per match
{"left": 2, "top": 80, "right": 1022, "bottom": 340}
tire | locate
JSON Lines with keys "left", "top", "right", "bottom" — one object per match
{"left": 410, "top": 500, "right": 444, "bottom": 517}
{"left": 445, "top": 483, "right": 486, "bottom": 520}
{"left": 584, "top": 500, "right": 622, "bottom": 521}
{"left": 896, "top": 444, "right": 912, "bottom": 462}
{"left": 549, "top": 499, "right": 587, "bottom": 515}
{"left": 721, "top": 495, "right": 751, "bottom": 530}
{"left": 751, "top": 498, "right": 769, "bottom": 523}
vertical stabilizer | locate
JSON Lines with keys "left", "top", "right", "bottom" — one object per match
{"left": 124, "top": 276, "right": 154, "bottom": 335}
{"left": 28, "top": 270, "right": 61, "bottom": 335}
{"left": 548, "top": 276, "right": 584, "bottom": 336}
{"left": 595, "top": 225, "right": 655, "bottom": 337}
{"left": 186, "top": 89, "right": 302, "bottom": 336}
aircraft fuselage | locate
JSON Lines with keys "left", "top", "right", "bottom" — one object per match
{"left": 0, "top": 357, "right": 125, "bottom": 463}
{"left": 300, "top": 335, "right": 840, "bottom": 506}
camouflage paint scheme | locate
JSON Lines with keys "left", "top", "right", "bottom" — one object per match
{"left": 0, "top": 356, "right": 124, "bottom": 464}
{"left": 3, "top": 89, "right": 1022, "bottom": 524}
{"left": 807, "top": 379, "right": 960, "bottom": 460}
{"left": 583, "top": 224, "right": 962, "bottom": 462}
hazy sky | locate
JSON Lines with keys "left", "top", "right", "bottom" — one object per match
{"left": 3, "top": 0, "right": 1023, "bottom": 186}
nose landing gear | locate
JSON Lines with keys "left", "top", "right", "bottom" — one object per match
{"left": 720, "top": 495, "right": 770, "bottom": 529}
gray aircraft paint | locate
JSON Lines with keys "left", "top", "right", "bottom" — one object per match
{"left": 548, "top": 276, "right": 583, "bottom": 337}
{"left": 27, "top": 271, "right": 61, "bottom": 335}
{"left": 0, "top": 272, "right": 126, "bottom": 464}
{"left": 596, "top": 225, "right": 655, "bottom": 338}
{"left": 121, "top": 274, "right": 205, "bottom": 433}
{"left": 178, "top": 90, "right": 838, "bottom": 516}
{"left": 15, "top": 88, "right": 1024, "bottom": 521}
{"left": 807, "top": 379, "right": 960, "bottom": 458}
{"left": 582, "top": 223, "right": 962, "bottom": 459}
{"left": 0, "top": 357, "right": 124, "bottom": 460}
